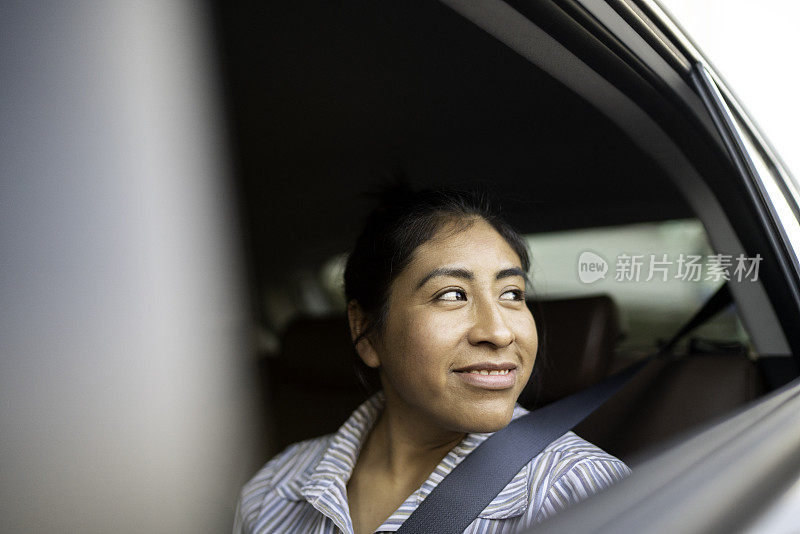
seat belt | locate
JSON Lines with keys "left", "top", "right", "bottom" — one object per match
{"left": 396, "top": 283, "right": 733, "bottom": 534}
{"left": 659, "top": 283, "right": 732, "bottom": 354}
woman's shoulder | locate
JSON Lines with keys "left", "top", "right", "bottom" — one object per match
{"left": 528, "top": 431, "right": 631, "bottom": 522}
{"left": 529, "top": 430, "right": 631, "bottom": 508}
{"left": 538, "top": 431, "right": 630, "bottom": 474}
{"left": 258, "top": 435, "right": 333, "bottom": 478}
{"left": 542, "top": 431, "right": 621, "bottom": 459}
{"left": 237, "top": 434, "right": 334, "bottom": 513}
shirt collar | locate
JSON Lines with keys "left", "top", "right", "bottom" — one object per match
{"left": 283, "top": 392, "right": 530, "bottom": 529}
{"left": 299, "top": 391, "right": 385, "bottom": 501}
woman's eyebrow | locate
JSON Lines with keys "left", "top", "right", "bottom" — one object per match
{"left": 415, "top": 267, "right": 474, "bottom": 289}
{"left": 415, "top": 266, "right": 528, "bottom": 289}
{"left": 496, "top": 267, "right": 528, "bottom": 282}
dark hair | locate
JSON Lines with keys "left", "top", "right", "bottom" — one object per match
{"left": 344, "top": 184, "right": 531, "bottom": 390}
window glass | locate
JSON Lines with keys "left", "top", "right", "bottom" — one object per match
{"left": 524, "top": 219, "right": 750, "bottom": 357}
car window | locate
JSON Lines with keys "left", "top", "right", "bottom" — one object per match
{"left": 524, "top": 219, "right": 750, "bottom": 357}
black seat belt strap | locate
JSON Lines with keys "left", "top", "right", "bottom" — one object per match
{"left": 396, "top": 283, "right": 732, "bottom": 534}
{"left": 659, "top": 283, "right": 732, "bottom": 354}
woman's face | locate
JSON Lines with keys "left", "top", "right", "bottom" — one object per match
{"left": 371, "top": 218, "right": 538, "bottom": 434}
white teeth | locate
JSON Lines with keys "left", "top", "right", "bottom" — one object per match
{"left": 466, "top": 369, "right": 510, "bottom": 375}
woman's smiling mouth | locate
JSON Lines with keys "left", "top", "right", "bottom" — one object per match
{"left": 453, "top": 362, "right": 518, "bottom": 389}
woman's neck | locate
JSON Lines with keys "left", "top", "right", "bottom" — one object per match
{"left": 361, "top": 390, "right": 465, "bottom": 482}
{"left": 346, "top": 392, "right": 466, "bottom": 534}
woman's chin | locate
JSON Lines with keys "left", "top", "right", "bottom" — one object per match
{"left": 449, "top": 401, "right": 516, "bottom": 434}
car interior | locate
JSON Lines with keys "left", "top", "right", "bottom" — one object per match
{"left": 211, "top": 1, "right": 800, "bottom": 467}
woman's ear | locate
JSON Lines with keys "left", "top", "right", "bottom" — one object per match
{"left": 347, "top": 300, "right": 381, "bottom": 369}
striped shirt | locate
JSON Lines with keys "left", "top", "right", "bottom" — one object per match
{"left": 234, "top": 392, "right": 630, "bottom": 533}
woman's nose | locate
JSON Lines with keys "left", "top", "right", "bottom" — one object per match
{"left": 467, "top": 298, "right": 514, "bottom": 348}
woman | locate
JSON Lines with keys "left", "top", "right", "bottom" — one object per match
{"left": 235, "top": 187, "right": 630, "bottom": 533}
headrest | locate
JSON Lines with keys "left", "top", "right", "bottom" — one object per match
{"left": 520, "top": 294, "right": 622, "bottom": 407}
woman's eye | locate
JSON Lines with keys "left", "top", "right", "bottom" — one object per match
{"left": 437, "top": 289, "right": 467, "bottom": 301}
{"left": 500, "top": 289, "right": 525, "bottom": 301}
